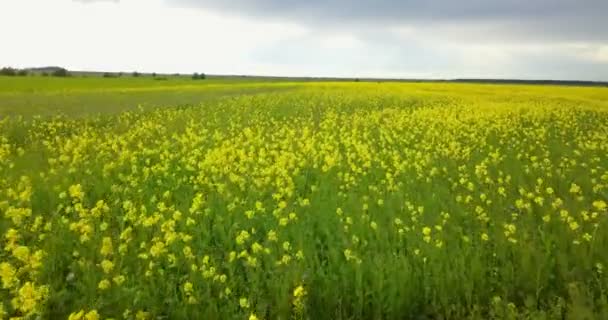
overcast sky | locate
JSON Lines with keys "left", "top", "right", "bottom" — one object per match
{"left": 1, "top": 0, "right": 607, "bottom": 80}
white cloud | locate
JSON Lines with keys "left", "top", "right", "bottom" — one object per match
{"left": 575, "top": 45, "right": 608, "bottom": 64}
{"left": 0, "top": 0, "right": 306, "bottom": 74}
{"left": 0, "top": 0, "right": 606, "bottom": 80}
{"left": 318, "top": 34, "right": 362, "bottom": 50}
{"left": 595, "top": 46, "right": 608, "bottom": 63}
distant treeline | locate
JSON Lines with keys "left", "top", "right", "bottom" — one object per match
{"left": 1, "top": 66, "right": 70, "bottom": 77}
{"left": 450, "top": 79, "right": 608, "bottom": 87}
{"left": 1, "top": 67, "right": 208, "bottom": 81}
{"left": 2, "top": 66, "right": 605, "bottom": 87}
{"left": 207, "top": 74, "right": 608, "bottom": 87}
{"left": 192, "top": 73, "right": 206, "bottom": 80}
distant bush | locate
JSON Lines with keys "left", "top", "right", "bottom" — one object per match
{"left": 0, "top": 67, "right": 17, "bottom": 76}
{"left": 103, "top": 72, "right": 115, "bottom": 78}
{"left": 152, "top": 73, "right": 157, "bottom": 78}
{"left": 17, "top": 70, "right": 28, "bottom": 76}
{"left": 132, "top": 71, "right": 140, "bottom": 77}
{"left": 192, "top": 73, "right": 206, "bottom": 80}
{"left": 52, "top": 68, "right": 70, "bottom": 77}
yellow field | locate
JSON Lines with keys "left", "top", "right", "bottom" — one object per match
{"left": 1, "top": 81, "right": 608, "bottom": 319}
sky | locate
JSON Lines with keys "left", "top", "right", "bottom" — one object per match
{"left": 1, "top": 0, "right": 607, "bottom": 80}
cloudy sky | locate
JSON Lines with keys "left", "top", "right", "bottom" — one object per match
{"left": 1, "top": 0, "right": 607, "bottom": 80}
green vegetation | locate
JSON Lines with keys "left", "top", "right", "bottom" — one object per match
{"left": 51, "top": 68, "right": 70, "bottom": 78}
{"left": 192, "top": 73, "right": 207, "bottom": 80}
{"left": 0, "top": 77, "right": 607, "bottom": 319}
{"left": 0, "top": 68, "right": 21, "bottom": 77}
{"left": 0, "top": 76, "right": 293, "bottom": 117}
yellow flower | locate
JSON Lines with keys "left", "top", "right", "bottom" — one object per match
{"left": 113, "top": 275, "right": 126, "bottom": 285}
{"left": 98, "top": 279, "right": 111, "bottom": 290}
{"left": 267, "top": 230, "right": 278, "bottom": 242}
{"left": 239, "top": 297, "right": 250, "bottom": 309}
{"left": 344, "top": 249, "right": 355, "bottom": 261}
{"left": 481, "top": 233, "right": 489, "bottom": 241}
{"left": 583, "top": 233, "right": 592, "bottom": 242}
{"left": 12, "top": 245, "right": 30, "bottom": 263}
{"left": 15, "top": 281, "right": 48, "bottom": 314}
{"left": 183, "top": 281, "right": 193, "bottom": 294}
{"left": 100, "top": 260, "right": 114, "bottom": 274}
{"left": 593, "top": 200, "right": 607, "bottom": 211}
{"left": 149, "top": 241, "right": 166, "bottom": 257}
{"left": 100, "top": 237, "right": 113, "bottom": 256}
{"left": 293, "top": 285, "right": 306, "bottom": 298}
{"left": 85, "top": 310, "right": 100, "bottom": 320}
{"left": 569, "top": 221, "right": 579, "bottom": 231}
{"left": 0, "top": 262, "right": 17, "bottom": 289}
{"left": 336, "top": 207, "right": 343, "bottom": 216}
{"left": 422, "top": 227, "right": 431, "bottom": 236}
{"left": 135, "top": 310, "right": 150, "bottom": 320}
{"left": 255, "top": 201, "right": 264, "bottom": 211}
{"left": 295, "top": 250, "right": 304, "bottom": 260}
{"left": 68, "top": 310, "right": 85, "bottom": 320}
{"left": 251, "top": 242, "right": 263, "bottom": 254}
{"left": 68, "top": 184, "right": 85, "bottom": 200}
{"left": 569, "top": 183, "right": 581, "bottom": 194}
{"left": 293, "top": 284, "right": 307, "bottom": 312}
{"left": 235, "top": 230, "right": 250, "bottom": 245}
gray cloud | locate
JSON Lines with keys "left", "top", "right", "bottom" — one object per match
{"left": 166, "top": 0, "right": 608, "bottom": 42}
{"left": 248, "top": 30, "right": 608, "bottom": 80}
{"left": 162, "top": 0, "right": 608, "bottom": 80}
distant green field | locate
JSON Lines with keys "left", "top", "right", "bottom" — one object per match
{"left": 2, "top": 76, "right": 607, "bottom": 118}
{"left": 0, "top": 76, "right": 295, "bottom": 117}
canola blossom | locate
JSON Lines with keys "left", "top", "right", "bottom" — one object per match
{"left": 0, "top": 82, "right": 607, "bottom": 319}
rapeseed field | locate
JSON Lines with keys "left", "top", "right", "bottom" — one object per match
{"left": 1, "top": 81, "right": 607, "bottom": 319}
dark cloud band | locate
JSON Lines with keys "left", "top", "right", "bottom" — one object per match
{"left": 165, "top": 0, "right": 608, "bottom": 42}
